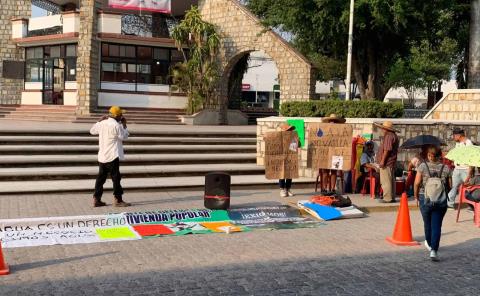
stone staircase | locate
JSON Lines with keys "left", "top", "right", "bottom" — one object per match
{"left": 0, "top": 127, "right": 314, "bottom": 195}
{"left": 0, "top": 105, "right": 185, "bottom": 125}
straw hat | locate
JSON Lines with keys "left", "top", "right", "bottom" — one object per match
{"left": 279, "top": 123, "right": 295, "bottom": 131}
{"left": 374, "top": 121, "right": 399, "bottom": 133}
{"left": 321, "top": 114, "right": 346, "bottom": 124}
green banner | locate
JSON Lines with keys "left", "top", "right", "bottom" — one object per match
{"left": 287, "top": 119, "right": 305, "bottom": 148}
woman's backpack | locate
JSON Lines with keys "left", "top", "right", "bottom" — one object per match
{"left": 423, "top": 163, "right": 447, "bottom": 206}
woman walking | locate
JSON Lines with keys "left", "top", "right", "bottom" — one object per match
{"left": 414, "top": 146, "right": 452, "bottom": 261}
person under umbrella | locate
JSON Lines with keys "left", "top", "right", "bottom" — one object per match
{"left": 447, "top": 128, "right": 473, "bottom": 208}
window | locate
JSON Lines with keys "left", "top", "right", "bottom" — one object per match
{"left": 100, "top": 43, "right": 189, "bottom": 88}
{"left": 25, "top": 60, "right": 43, "bottom": 82}
{"left": 65, "top": 58, "right": 76, "bottom": 81}
{"left": 24, "top": 44, "right": 77, "bottom": 83}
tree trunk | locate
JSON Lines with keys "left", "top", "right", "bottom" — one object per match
{"left": 352, "top": 55, "right": 366, "bottom": 99}
{"left": 468, "top": 0, "right": 480, "bottom": 88}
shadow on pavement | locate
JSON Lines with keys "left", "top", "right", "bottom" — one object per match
{"left": 11, "top": 251, "right": 118, "bottom": 272}
{"left": 1, "top": 240, "right": 479, "bottom": 295}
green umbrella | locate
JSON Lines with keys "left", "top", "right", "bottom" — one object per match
{"left": 445, "top": 146, "right": 480, "bottom": 167}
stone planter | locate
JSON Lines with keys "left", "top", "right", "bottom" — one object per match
{"left": 180, "top": 109, "right": 248, "bottom": 125}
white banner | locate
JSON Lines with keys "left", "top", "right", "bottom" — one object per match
{"left": 108, "top": 0, "right": 172, "bottom": 13}
{"left": 0, "top": 214, "right": 140, "bottom": 248}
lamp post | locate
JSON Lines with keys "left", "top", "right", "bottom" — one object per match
{"left": 345, "top": 0, "right": 355, "bottom": 100}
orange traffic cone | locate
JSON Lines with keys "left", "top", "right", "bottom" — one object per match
{"left": 0, "top": 241, "right": 9, "bottom": 275}
{"left": 386, "top": 192, "right": 420, "bottom": 246}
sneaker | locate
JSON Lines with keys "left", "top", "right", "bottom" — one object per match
{"left": 430, "top": 250, "right": 439, "bottom": 262}
{"left": 447, "top": 202, "right": 455, "bottom": 209}
{"left": 287, "top": 190, "right": 294, "bottom": 197}
{"left": 280, "top": 189, "right": 288, "bottom": 197}
{"left": 466, "top": 204, "right": 475, "bottom": 213}
{"left": 93, "top": 198, "right": 107, "bottom": 208}
{"left": 114, "top": 200, "right": 132, "bottom": 207}
{"left": 424, "top": 241, "right": 432, "bottom": 252}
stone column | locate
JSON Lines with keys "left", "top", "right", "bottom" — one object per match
{"left": 76, "top": 0, "right": 101, "bottom": 115}
{"left": 0, "top": 0, "right": 31, "bottom": 105}
{"left": 469, "top": 0, "right": 480, "bottom": 88}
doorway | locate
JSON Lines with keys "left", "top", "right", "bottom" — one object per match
{"left": 43, "top": 58, "right": 64, "bottom": 105}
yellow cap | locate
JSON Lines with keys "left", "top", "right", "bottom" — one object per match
{"left": 109, "top": 106, "right": 126, "bottom": 117}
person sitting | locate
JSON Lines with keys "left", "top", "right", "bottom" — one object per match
{"left": 356, "top": 141, "right": 380, "bottom": 197}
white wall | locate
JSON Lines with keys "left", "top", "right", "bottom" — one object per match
{"left": 98, "top": 92, "right": 187, "bottom": 109}
{"left": 98, "top": 14, "right": 122, "bottom": 34}
{"left": 62, "top": 13, "right": 79, "bottom": 34}
{"left": 64, "top": 91, "right": 77, "bottom": 106}
{"left": 21, "top": 91, "right": 42, "bottom": 105}
{"left": 12, "top": 20, "right": 27, "bottom": 39}
{"left": 24, "top": 82, "right": 43, "bottom": 90}
{"left": 28, "top": 14, "right": 62, "bottom": 31}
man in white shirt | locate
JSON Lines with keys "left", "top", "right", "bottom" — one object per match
{"left": 90, "top": 106, "right": 131, "bottom": 207}
{"left": 447, "top": 128, "right": 473, "bottom": 208}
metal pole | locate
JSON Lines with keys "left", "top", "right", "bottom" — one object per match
{"left": 468, "top": 0, "right": 480, "bottom": 88}
{"left": 345, "top": 0, "right": 355, "bottom": 100}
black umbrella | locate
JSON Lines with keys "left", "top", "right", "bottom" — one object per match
{"left": 400, "top": 135, "right": 446, "bottom": 149}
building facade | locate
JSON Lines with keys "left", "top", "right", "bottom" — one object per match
{"left": 2, "top": 0, "right": 315, "bottom": 119}
{"left": 4, "top": 0, "right": 196, "bottom": 113}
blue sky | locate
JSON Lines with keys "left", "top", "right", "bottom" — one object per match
{"left": 32, "top": 5, "right": 47, "bottom": 17}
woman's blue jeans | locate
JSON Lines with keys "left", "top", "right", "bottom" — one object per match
{"left": 419, "top": 197, "right": 447, "bottom": 251}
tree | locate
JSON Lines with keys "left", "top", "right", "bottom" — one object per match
{"left": 247, "top": 0, "right": 468, "bottom": 100}
{"left": 469, "top": 0, "right": 480, "bottom": 88}
{"left": 171, "top": 7, "right": 220, "bottom": 114}
{"left": 386, "top": 58, "right": 424, "bottom": 107}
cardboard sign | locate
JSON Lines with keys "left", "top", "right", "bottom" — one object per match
{"left": 264, "top": 131, "right": 299, "bottom": 179}
{"left": 307, "top": 123, "right": 353, "bottom": 171}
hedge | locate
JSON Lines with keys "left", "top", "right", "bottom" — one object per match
{"left": 280, "top": 100, "right": 404, "bottom": 118}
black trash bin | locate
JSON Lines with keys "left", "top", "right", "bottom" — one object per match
{"left": 204, "top": 172, "right": 231, "bottom": 210}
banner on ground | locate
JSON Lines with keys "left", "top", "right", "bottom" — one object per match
{"left": 0, "top": 209, "right": 242, "bottom": 248}
{"left": 264, "top": 131, "right": 299, "bottom": 179}
{"left": 228, "top": 205, "right": 320, "bottom": 228}
{"left": 109, "top": 0, "right": 171, "bottom": 13}
{"left": 307, "top": 123, "right": 353, "bottom": 171}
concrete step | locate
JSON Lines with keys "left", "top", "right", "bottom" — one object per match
{"left": 0, "top": 153, "right": 257, "bottom": 167}
{"left": 0, "top": 144, "right": 256, "bottom": 155}
{"left": 74, "top": 120, "right": 185, "bottom": 125}
{"left": 0, "top": 175, "right": 315, "bottom": 195}
{"left": 0, "top": 136, "right": 256, "bottom": 145}
{"left": 0, "top": 163, "right": 264, "bottom": 181}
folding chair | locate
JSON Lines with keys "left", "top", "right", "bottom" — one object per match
{"left": 456, "top": 184, "right": 480, "bottom": 228}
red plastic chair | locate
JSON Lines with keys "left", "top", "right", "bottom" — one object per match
{"left": 360, "top": 168, "right": 379, "bottom": 199}
{"left": 456, "top": 184, "right": 480, "bottom": 227}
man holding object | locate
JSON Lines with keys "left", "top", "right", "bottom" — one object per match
{"left": 375, "top": 121, "right": 399, "bottom": 203}
{"left": 90, "top": 106, "right": 131, "bottom": 207}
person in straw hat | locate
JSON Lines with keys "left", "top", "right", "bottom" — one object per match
{"left": 278, "top": 123, "right": 299, "bottom": 197}
{"left": 89, "top": 106, "right": 131, "bottom": 207}
{"left": 374, "top": 121, "right": 399, "bottom": 203}
{"left": 319, "top": 114, "right": 346, "bottom": 193}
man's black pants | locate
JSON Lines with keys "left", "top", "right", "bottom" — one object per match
{"left": 94, "top": 158, "right": 124, "bottom": 201}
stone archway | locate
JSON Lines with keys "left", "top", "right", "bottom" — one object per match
{"left": 199, "top": 0, "right": 316, "bottom": 117}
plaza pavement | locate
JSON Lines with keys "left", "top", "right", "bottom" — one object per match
{"left": 1, "top": 188, "right": 479, "bottom": 295}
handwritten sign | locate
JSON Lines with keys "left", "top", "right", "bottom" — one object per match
{"left": 307, "top": 123, "right": 353, "bottom": 171}
{"left": 264, "top": 131, "right": 299, "bottom": 179}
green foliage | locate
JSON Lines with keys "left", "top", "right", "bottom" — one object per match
{"left": 247, "top": 0, "right": 469, "bottom": 98}
{"left": 280, "top": 100, "right": 404, "bottom": 118}
{"left": 171, "top": 7, "right": 220, "bottom": 114}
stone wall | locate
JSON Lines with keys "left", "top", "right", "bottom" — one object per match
{"left": 257, "top": 117, "right": 480, "bottom": 178}
{"left": 0, "top": 0, "right": 31, "bottom": 105}
{"left": 199, "top": 0, "right": 315, "bottom": 107}
{"left": 76, "top": 0, "right": 101, "bottom": 115}
{"left": 424, "top": 89, "right": 480, "bottom": 121}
